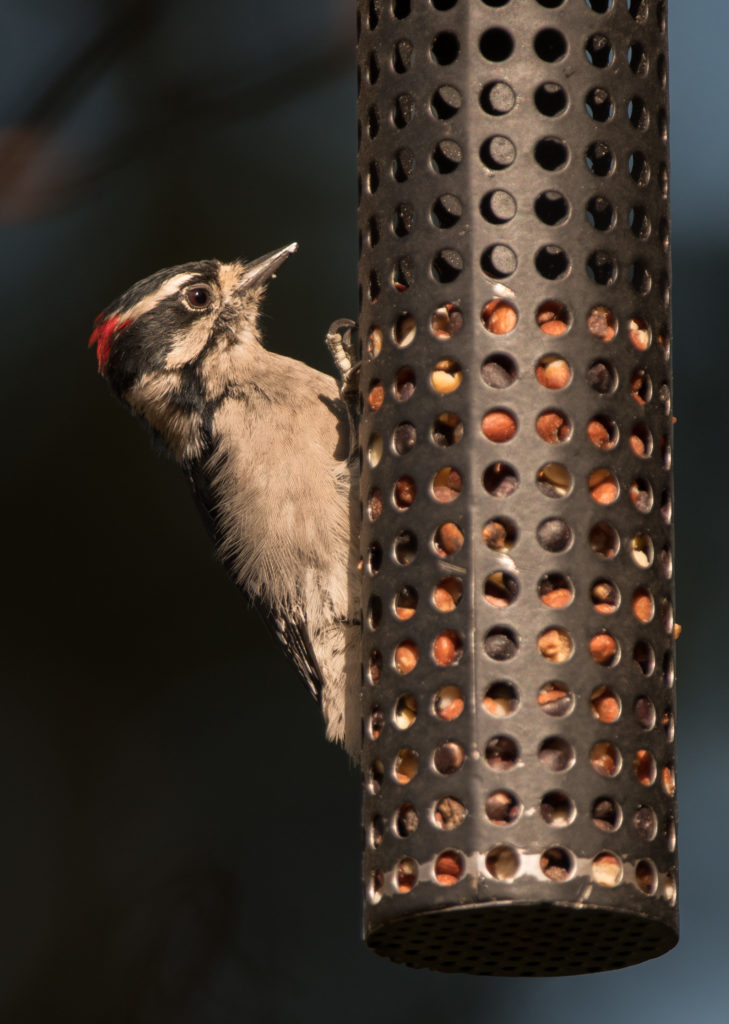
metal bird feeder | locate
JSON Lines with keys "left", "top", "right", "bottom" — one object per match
{"left": 357, "top": 0, "right": 677, "bottom": 976}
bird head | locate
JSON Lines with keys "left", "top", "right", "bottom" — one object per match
{"left": 89, "top": 243, "right": 297, "bottom": 459}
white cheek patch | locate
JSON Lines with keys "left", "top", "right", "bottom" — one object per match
{"left": 126, "top": 370, "right": 180, "bottom": 416}
{"left": 125, "top": 370, "right": 205, "bottom": 460}
{"left": 164, "top": 316, "right": 214, "bottom": 370}
{"left": 125, "top": 272, "right": 196, "bottom": 322}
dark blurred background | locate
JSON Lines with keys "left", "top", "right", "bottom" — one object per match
{"left": 0, "top": 1, "right": 726, "bottom": 1020}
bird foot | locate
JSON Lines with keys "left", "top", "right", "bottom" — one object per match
{"left": 326, "top": 318, "right": 359, "bottom": 406}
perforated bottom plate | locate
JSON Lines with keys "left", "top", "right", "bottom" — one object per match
{"left": 367, "top": 901, "right": 678, "bottom": 976}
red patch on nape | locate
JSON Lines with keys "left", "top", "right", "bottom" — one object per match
{"left": 88, "top": 314, "right": 131, "bottom": 373}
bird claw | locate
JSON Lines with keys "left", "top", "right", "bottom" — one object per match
{"left": 326, "top": 318, "right": 359, "bottom": 405}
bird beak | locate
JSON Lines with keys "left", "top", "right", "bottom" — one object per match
{"left": 237, "top": 242, "right": 298, "bottom": 291}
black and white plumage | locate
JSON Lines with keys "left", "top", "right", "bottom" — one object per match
{"left": 90, "top": 245, "right": 361, "bottom": 756}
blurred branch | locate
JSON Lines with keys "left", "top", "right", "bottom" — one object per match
{"left": 0, "top": 2, "right": 352, "bottom": 221}
{"left": 62, "top": 40, "right": 352, "bottom": 198}
{"left": 0, "top": 0, "right": 171, "bottom": 216}
{"left": 19, "top": 0, "right": 171, "bottom": 130}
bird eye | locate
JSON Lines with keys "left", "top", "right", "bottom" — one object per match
{"left": 185, "top": 286, "right": 211, "bottom": 309}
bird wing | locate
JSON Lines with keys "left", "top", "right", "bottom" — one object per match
{"left": 183, "top": 455, "right": 325, "bottom": 705}
{"left": 266, "top": 606, "right": 323, "bottom": 703}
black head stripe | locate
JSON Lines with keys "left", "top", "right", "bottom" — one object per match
{"left": 100, "top": 260, "right": 221, "bottom": 322}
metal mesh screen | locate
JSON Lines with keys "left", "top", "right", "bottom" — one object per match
{"left": 357, "top": 0, "right": 676, "bottom": 975}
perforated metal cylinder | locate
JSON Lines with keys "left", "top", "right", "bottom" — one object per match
{"left": 357, "top": 0, "right": 676, "bottom": 976}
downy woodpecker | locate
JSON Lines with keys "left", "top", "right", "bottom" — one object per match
{"left": 90, "top": 244, "right": 361, "bottom": 756}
